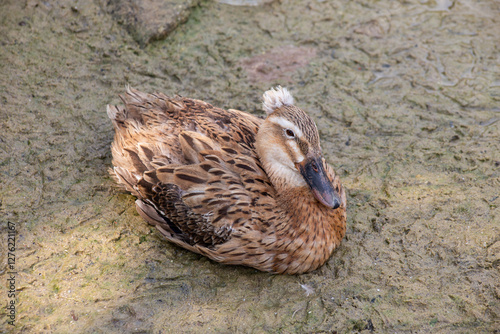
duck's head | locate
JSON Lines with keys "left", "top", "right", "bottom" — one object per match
{"left": 256, "top": 86, "right": 341, "bottom": 209}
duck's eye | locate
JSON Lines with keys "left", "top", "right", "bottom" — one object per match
{"left": 285, "top": 129, "right": 295, "bottom": 138}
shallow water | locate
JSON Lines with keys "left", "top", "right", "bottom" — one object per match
{"left": 0, "top": 0, "right": 499, "bottom": 332}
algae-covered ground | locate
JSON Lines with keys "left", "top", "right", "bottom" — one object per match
{"left": 1, "top": 0, "right": 499, "bottom": 333}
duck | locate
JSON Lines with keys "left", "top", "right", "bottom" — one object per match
{"left": 107, "top": 86, "right": 346, "bottom": 274}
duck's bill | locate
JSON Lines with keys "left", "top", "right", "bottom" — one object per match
{"left": 296, "top": 157, "right": 341, "bottom": 209}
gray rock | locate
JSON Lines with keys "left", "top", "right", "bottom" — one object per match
{"left": 105, "top": 0, "right": 201, "bottom": 46}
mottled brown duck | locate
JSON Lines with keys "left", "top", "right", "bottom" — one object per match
{"left": 107, "top": 86, "right": 346, "bottom": 274}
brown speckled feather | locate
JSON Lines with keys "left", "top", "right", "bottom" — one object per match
{"left": 108, "top": 86, "right": 346, "bottom": 274}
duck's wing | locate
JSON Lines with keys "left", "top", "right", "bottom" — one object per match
{"left": 128, "top": 131, "right": 276, "bottom": 251}
{"left": 108, "top": 87, "right": 276, "bottom": 251}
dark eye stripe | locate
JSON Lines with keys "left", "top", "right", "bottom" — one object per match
{"left": 298, "top": 139, "right": 309, "bottom": 155}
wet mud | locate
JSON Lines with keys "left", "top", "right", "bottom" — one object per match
{"left": 0, "top": 0, "right": 499, "bottom": 333}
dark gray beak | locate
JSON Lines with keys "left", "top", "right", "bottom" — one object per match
{"left": 296, "top": 157, "right": 341, "bottom": 209}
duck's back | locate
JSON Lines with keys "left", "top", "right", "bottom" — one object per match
{"left": 108, "top": 87, "right": 263, "bottom": 172}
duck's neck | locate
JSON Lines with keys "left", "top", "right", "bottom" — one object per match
{"left": 270, "top": 186, "right": 342, "bottom": 274}
{"left": 276, "top": 187, "right": 329, "bottom": 227}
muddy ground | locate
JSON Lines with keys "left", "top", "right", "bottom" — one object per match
{"left": 1, "top": 0, "right": 499, "bottom": 333}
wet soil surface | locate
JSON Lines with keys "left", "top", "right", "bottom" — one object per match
{"left": 1, "top": 0, "right": 499, "bottom": 333}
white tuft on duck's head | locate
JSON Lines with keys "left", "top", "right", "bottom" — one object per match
{"left": 256, "top": 86, "right": 341, "bottom": 209}
{"left": 262, "top": 86, "right": 294, "bottom": 114}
